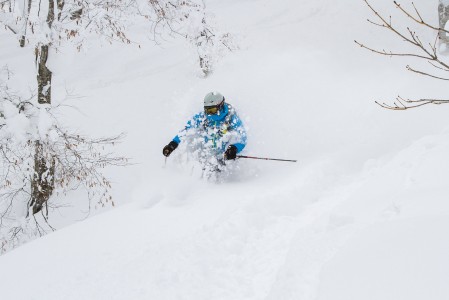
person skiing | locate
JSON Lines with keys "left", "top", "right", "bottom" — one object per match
{"left": 162, "top": 92, "right": 247, "bottom": 170}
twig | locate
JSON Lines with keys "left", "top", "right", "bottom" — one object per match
{"left": 394, "top": 1, "right": 449, "bottom": 34}
{"left": 376, "top": 96, "right": 449, "bottom": 110}
{"left": 406, "top": 65, "right": 449, "bottom": 80}
{"left": 358, "top": 0, "right": 449, "bottom": 110}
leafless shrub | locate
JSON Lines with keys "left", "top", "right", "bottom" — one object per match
{"left": 355, "top": 0, "right": 449, "bottom": 110}
{"left": 0, "top": 68, "right": 128, "bottom": 253}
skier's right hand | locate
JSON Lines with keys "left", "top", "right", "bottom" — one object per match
{"left": 163, "top": 141, "right": 178, "bottom": 157}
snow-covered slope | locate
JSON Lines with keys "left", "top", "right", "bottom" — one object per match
{"left": 1, "top": 0, "right": 449, "bottom": 299}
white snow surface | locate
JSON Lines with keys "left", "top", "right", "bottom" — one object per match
{"left": 1, "top": 0, "right": 449, "bottom": 299}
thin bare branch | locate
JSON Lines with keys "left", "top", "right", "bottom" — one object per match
{"left": 394, "top": 1, "right": 449, "bottom": 34}
{"left": 5, "top": 25, "right": 17, "bottom": 34}
{"left": 429, "top": 60, "right": 449, "bottom": 72}
{"left": 355, "top": 40, "right": 432, "bottom": 60}
{"left": 406, "top": 65, "right": 449, "bottom": 80}
{"left": 359, "top": 0, "right": 449, "bottom": 110}
{"left": 375, "top": 96, "right": 449, "bottom": 110}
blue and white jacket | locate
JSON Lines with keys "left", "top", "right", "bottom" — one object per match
{"left": 172, "top": 103, "right": 247, "bottom": 154}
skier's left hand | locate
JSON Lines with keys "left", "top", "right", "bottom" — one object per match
{"left": 224, "top": 145, "right": 237, "bottom": 160}
{"left": 163, "top": 141, "right": 178, "bottom": 157}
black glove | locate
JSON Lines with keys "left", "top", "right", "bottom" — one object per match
{"left": 224, "top": 145, "right": 237, "bottom": 160}
{"left": 163, "top": 141, "right": 178, "bottom": 157}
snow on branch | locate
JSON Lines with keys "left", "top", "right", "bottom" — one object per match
{"left": 0, "top": 67, "right": 128, "bottom": 253}
{"left": 138, "top": 0, "right": 238, "bottom": 76}
{"left": 1, "top": 0, "right": 236, "bottom": 74}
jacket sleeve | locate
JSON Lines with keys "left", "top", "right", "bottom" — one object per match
{"left": 172, "top": 112, "right": 203, "bottom": 144}
{"left": 228, "top": 113, "right": 247, "bottom": 153}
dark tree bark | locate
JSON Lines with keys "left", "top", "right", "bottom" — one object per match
{"left": 57, "top": 0, "right": 65, "bottom": 21}
{"left": 30, "top": 0, "right": 56, "bottom": 214}
{"left": 30, "top": 141, "right": 55, "bottom": 215}
{"left": 36, "top": 44, "right": 52, "bottom": 104}
{"left": 19, "top": 0, "right": 33, "bottom": 47}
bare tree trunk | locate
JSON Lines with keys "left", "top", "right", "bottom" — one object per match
{"left": 36, "top": 44, "right": 52, "bottom": 104}
{"left": 31, "top": 141, "right": 55, "bottom": 215}
{"left": 19, "top": 0, "right": 33, "bottom": 47}
{"left": 31, "top": 0, "right": 55, "bottom": 214}
{"left": 438, "top": 0, "right": 449, "bottom": 51}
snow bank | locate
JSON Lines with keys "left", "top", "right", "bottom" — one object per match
{"left": 1, "top": 0, "right": 449, "bottom": 299}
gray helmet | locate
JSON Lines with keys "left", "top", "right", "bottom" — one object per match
{"left": 204, "top": 92, "right": 225, "bottom": 107}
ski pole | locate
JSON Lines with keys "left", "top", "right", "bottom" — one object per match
{"left": 236, "top": 155, "right": 297, "bottom": 163}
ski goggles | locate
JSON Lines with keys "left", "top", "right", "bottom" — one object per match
{"left": 204, "top": 101, "right": 224, "bottom": 115}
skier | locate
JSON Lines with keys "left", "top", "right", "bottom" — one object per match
{"left": 162, "top": 92, "right": 247, "bottom": 171}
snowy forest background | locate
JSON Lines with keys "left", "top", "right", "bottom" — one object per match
{"left": 1, "top": 0, "right": 449, "bottom": 299}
